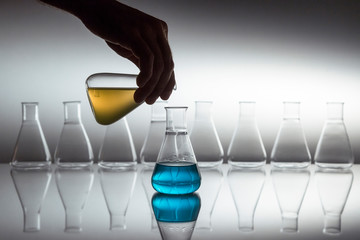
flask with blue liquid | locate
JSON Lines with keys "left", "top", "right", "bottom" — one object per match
{"left": 151, "top": 107, "right": 201, "bottom": 195}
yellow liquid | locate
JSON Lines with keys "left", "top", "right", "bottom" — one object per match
{"left": 87, "top": 88, "right": 140, "bottom": 125}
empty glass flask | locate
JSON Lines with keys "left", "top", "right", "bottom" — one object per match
{"left": 270, "top": 102, "right": 311, "bottom": 168}
{"left": 190, "top": 101, "right": 224, "bottom": 167}
{"left": 227, "top": 101, "right": 266, "bottom": 168}
{"left": 315, "top": 102, "right": 354, "bottom": 169}
{"left": 151, "top": 107, "right": 201, "bottom": 195}
{"left": 11, "top": 102, "right": 51, "bottom": 169}
{"left": 55, "top": 101, "right": 94, "bottom": 167}
{"left": 140, "top": 100, "right": 167, "bottom": 166}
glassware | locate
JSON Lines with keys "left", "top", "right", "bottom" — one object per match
{"left": 195, "top": 166, "right": 223, "bottom": 231}
{"left": 315, "top": 168, "right": 353, "bottom": 235}
{"left": 11, "top": 102, "right": 51, "bottom": 169}
{"left": 227, "top": 101, "right": 267, "bottom": 168}
{"left": 98, "top": 117, "right": 137, "bottom": 168}
{"left": 55, "top": 166, "right": 94, "bottom": 232}
{"left": 86, "top": 73, "right": 141, "bottom": 125}
{"left": 141, "top": 166, "right": 158, "bottom": 231}
{"left": 227, "top": 166, "right": 265, "bottom": 231}
{"left": 151, "top": 107, "right": 201, "bottom": 195}
{"left": 11, "top": 167, "right": 52, "bottom": 232}
{"left": 140, "top": 100, "right": 168, "bottom": 166}
{"left": 99, "top": 166, "right": 137, "bottom": 230}
{"left": 152, "top": 193, "right": 201, "bottom": 240}
{"left": 54, "top": 101, "right": 94, "bottom": 168}
{"left": 314, "top": 102, "right": 354, "bottom": 169}
{"left": 270, "top": 101, "right": 311, "bottom": 168}
{"left": 190, "top": 101, "right": 224, "bottom": 167}
{"left": 271, "top": 168, "right": 310, "bottom": 233}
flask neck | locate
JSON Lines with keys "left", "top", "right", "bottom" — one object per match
{"left": 166, "top": 107, "right": 188, "bottom": 132}
{"left": 64, "top": 101, "right": 81, "bottom": 123}
{"left": 238, "top": 101, "right": 256, "bottom": 119}
{"left": 151, "top": 101, "right": 167, "bottom": 121}
{"left": 195, "top": 101, "right": 213, "bottom": 121}
{"left": 326, "top": 102, "right": 344, "bottom": 121}
{"left": 22, "top": 102, "right": 39, "bottom": 121}
{"left": 283, "top": 101, "right": 300, "bottom": 120}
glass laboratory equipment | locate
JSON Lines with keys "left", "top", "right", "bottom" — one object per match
{"left": 141, "top": 166, "right": 158, "bottom": 231}
{"left": 54, "top": 101, "right": 94, "bottom": 168}
{"left": 152, "top": 193, "right": 201, "bottom": 240}
{"left": 55, "top": 166, "right": 94, "bottom": 232}
{"left": 140, "top": 100, "right": 168, "bottom": 166}
{"left": 314, "top": 102, "right": 354, "bottom": 169}
{"left": 151, "top": 107, "right": 201, "bottom": 195}
{"left": 271, "top": 168, "right": 310, "bottom": 233}
{"left": 11, "top": 167, "right": 52, "bottom": 232}
{"left": 99, "top": 166, "right": 137, "bottom": 230}
{"left": 11, "top": 102, "right": 51, "bottom": 169}
{"left": 86, "top": 73, "right": 141, "bottom": 125}
{"left": 227, "top": 166, "right": 265, "bottom": 231}
{"left": 270, "top": 102, "right": 311, "bottom": 168}
{"left": 227, "top": 101, "right": 267, "bottom": 168}
{"left": 315, "top": 168, "right": 353, "bottom": 235}
{"left": 190, "top": 101, "right": 224, "bottom": 167}
{"left": 98, "top": 117, "right": 137, "bottom": 168}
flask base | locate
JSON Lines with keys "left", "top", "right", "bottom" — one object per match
{"left": 98, "top": 161, "right": 137, "bottom": 169}
{"left": 228, "top": 160, "right": 265, "bottom": 168}
{"left": 56, "top": 162, "right": 93, "bottom": 169}
{"left": 315, "top": 162, "right": 353, "bottom": 169}
{"left": 271, "top": 161, "right": 310, "bottom": 169}
{"left": 10, "top": 161, "right": 51, "bottom": 170}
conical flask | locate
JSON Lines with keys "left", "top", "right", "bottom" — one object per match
{"left": 315, "top": 102, "right": 354, "bottom": 169}
{"left": 151, "top": 107, "right": 201, "bottom": 195}
{"left": 270, "top": 102, "right": 311, "bottom": 168}
{"left": 98, "top": 117, "right": 137, "bottom": 168}
{"left": 140, "top": 100, "right": 168, "bottom": 166}
{"left": 55, "top": 101, "right": 94, "bottom": 168}
{"left": 141, "top": 166, "right": 158, "bottom": 231}
{"left": 152, "top": 193, "right": 201, "bottom": 240}
{"left": 227, "top": 101, "right": 267, "bottom": 168}
{"left": 11, "top": 102, "right": 51, "bottom": 169}
{"left": 190, "top": 101, "right": 224, "bottom": 167}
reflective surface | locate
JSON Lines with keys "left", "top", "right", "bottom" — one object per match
{"left": 0, "top": 164, "right": 359, "bottom": 240}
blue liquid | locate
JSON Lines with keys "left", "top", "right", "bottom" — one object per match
{"left": 151, "top": 162, "right": 201, "bottom": 194}
{"left": 152, "top": 193, "right": 201, "bottom": 222}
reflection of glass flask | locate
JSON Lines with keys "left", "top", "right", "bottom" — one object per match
{"left": 190, "top": 101, "right": 224, "bottom": 167}
{"left": 99, "top": 166, "right": 137, "bottom": 230}
{"left": 140, "top": 100, "right": 167, "bottom": 166}
{"left": 152, "top": 193, "right": 201, "bottom": 240}
{"left": 271, "top": 168, "right": 310, "bottom": 233}
{"left": 55, "top": 101, "right": 94, "bottom": 167}
{"left": 227, "top": 166, "right": 265, "bottom": 231}
{"left": 141, "top": 166, "right": 158, "bottom": 231}
{"left": 11, "top": 167, "right": 52, "bottom": 232}
{"left": 195, "top": 166, "right": 223, "bottom": 231}
{"left": 152, "top": 107, "right": 201, "bottom": 195}
{"left": 227, "top": 101, "right": 267, "bottom": 168}
{"left": 11, "top": 102, "right": 51, "bottom": 169}
{"left": 315, "top": 102, "right": 354, "bottom": 169}
{"left": 55, "top": 166, "right": 94, "bottom": 232}
{"left": 271, "top": 102, "right": 311, "bottom": 168}
{"left": 315, "top": 168, "right": 353, "bottom": 235}
{"left": 98, "top": 117, "right": 137, "bottom": 168}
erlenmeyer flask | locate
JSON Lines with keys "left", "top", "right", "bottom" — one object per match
{"left": 140, "top": 100, "right": 167, "bottom": 166}
{"left": 190, "top": 101, "right": 224, "bottom": 167}
{"left": 86, "top": 73, "right": 141, "bottom": 125}
{"left": 151, "top": 107, "right": 201, "bottom": 195}
{"left": 227, "top": 101, "right": 267, "bottom": 168}
{"left": 55, "top": 101, "right": 94, "bottom": 168}
{"left": 98, "top": 117, "right": 137, "bottom": 168}
{"left": 152, "top": 193, "right": 201, "bottom": 240}
{"left": 11, "top": 102, "right": 51, "bottom": 169}
{"left": 315, "top": 102, "right": 354, "bottom": 169}
{"left": 271, "top": 102, "right": 311, "bottom": 168}
{"left": 141, "top": 166, "right": 158, "bottom": 231}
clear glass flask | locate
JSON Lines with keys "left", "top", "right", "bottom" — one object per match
{"left": 151, "top": 107, "right": 201, "bottom": 195}
{"left": 55, "top": 101, "right": 94, "bottom": 168}
{"left": 140, "top": 100, "right": 168, "bottom": 166}
{"left": 227, "top": 101, "right": 267, "bottom": 168}
{"left": 190, "top": 101, "right": 224, "bottom": 167}
{"left": 11, "top": 102, "right": 51, "bottom": 169}
{"left": 86, "top": 73, "right": 141, "bottom": 125}
{"left": 270, "top": 102, "right": 311, "bottom": 168}
{"left": 98, "top": 117, "right": 137, "bottom": 168}
{"left": 314, "top": 102, "right": 354, "bottom": 168}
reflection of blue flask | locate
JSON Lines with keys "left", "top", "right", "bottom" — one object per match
{"left": 152, "top": 107, "right": 201, "bottom": 195}
{"left": 152, "top": 193, "right": 201, "bottom": 240}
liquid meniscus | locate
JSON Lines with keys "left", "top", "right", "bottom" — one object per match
{"left": 87, "top": 88, "right": 140, "bottom": 125}
{"left": 151, "top": 162, "right": 201, "bottom": 195}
